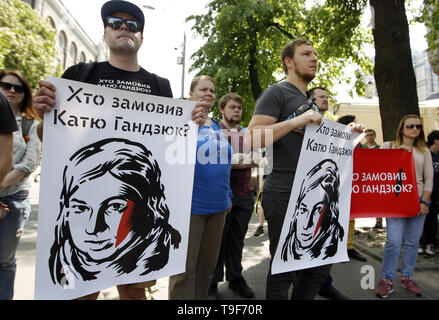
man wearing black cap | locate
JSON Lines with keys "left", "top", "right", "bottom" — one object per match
{"left": 34, "top": 0, "right": 208, "bottom": 300}
{"left": 35, "top": 0, "right": 208, "bottom": 140}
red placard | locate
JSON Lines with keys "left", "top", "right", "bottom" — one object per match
{"left": 350, "top": 148, "right": 420, "bottom": 219}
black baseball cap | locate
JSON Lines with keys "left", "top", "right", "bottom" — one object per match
{"left": 101, "top": 0, "right": 145, "bottom": 32}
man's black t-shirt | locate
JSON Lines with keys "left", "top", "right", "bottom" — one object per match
{"left": 0, "top": 92, "right": 18, "bottom": 133}
{"left": 62, "top": 62, "right": 172, "bottom": 98}
{"left": 253, "top": 81, "right": 308, "bottom": 193}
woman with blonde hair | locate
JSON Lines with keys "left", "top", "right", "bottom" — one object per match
{"left": 376, "top": 114, "right": 433, "bottom": 298}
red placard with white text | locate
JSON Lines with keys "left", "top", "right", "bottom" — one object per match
{"left": 350, "top": 148, "right": 420, "bottom": 219}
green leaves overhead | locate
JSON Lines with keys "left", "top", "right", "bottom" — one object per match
{"left": 187, "top": 0, "right": 373, "bottom": 125}
{"left": 0, "top": 0, "right": 56, "bottom": 89}
{"left": 418, "top": 0, "right": 439, "bottom": 50}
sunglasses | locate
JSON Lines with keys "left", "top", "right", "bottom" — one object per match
{"left": 105, "top": 16, "right": 142, "bottom": 33}
{"left": 0, "top": 81, "right": 24, "bottom": 93}
{"left": 405, "top": 124, "right": 423, "bottom": 130}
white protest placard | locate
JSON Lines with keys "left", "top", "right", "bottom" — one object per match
{"left": 271, "top": 120, "right": 363, "bottom": 274}
{"left": 34, "top": 77, "right": 197, "bottom": 299}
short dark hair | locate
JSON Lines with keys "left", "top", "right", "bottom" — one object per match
{"left": 365, "top": 129, "right": 376, "bottom": 135}
{"left": 280, "top": 39, "right": 312, "bottom": 74}
{"left": 219, "top": 92, "right": 242, "bottom": 110}
{"left": 337, "top": 115, "right": 356, "bottom": 125}
{"left": 427, "top": 130, "right": 439, "bottom": 147}
{"left": 309, "top": 87, "right": 327, "bottom": 97}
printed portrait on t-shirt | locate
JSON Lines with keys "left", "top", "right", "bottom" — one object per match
{"left": 280, "top": 159, "right": 344, "bottom": 262}
{"left": 48, "top": 138, "right": 181, "bottom": 287}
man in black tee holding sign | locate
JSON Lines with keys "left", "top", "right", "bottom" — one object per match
{"left": 35, "top": 0, "right": 207, "bottom": 141}
{"left": 245, "top": 39, "right": 363, "bottom": 300}
{"left": 34, "top": 0, "right": 207, "bottom": 300}
{"left": 245, "top": 39, "right": 328, "bottom": 300}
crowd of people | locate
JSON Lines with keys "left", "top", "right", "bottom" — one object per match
{"left": 0, "top": 0, "right": 438, "bottom": 301}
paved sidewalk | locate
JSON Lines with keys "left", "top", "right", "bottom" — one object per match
{"left": 13, "top": 180, "right": 439, "bottom": 300}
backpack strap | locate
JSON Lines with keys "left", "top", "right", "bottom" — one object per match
{"left": 274, "top": 82, "right": 289, "bottom": 121}
{"left": 21, "top": 118, "right": 34, "bottom": 143}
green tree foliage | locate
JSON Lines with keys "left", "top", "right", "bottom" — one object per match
{"left": 418, "top": 0, "right": 439, "bottom": 49}
{"left": 0, "top": 0, "right": 56, "bottom": 89}
{"left": 187, "top": 0, "right": 373, "bottom": 125}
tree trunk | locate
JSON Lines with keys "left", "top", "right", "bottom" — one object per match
{"left": 248, "top": 38, "right": 263, "bottom": 101}
{"left": 370, "top": 0, "right": 419, "bottom": 141}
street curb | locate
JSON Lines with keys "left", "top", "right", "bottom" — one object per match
{"left": 355, "top": 243, "right": 439, "bottom": 271}
{"left": 355, "top": 242, "right": 383, "bottom": 262}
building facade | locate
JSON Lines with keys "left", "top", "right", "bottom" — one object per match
{"left": 21, "top": 0, "right": 107, "bottom": 71}
{"left": 414, "top": 50, "right": 439, "bottom": 101}
{"left": 361, "top": 49, "right": 439, "bottom": 103}
{"left": 332, "top": 97, "right": 439, "bottom": 146}
{"left": 330, "top": 48, "right": 439, "bottom": 144}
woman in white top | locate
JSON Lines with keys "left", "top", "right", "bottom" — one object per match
{"left": 0, "top": 70, "right": 41, "bottom": 300}
{"left": 375, "top": 114, "right": 433, "bottom": 299}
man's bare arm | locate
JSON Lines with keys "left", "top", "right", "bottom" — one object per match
{"left": 34, "top": 80, "right": 57, "bottom": 141}
{"left": 0, "top": 133, "right": 13, "bottom": 183}
{"left": 244, "top": 110, "right": 322, "bottom": 150}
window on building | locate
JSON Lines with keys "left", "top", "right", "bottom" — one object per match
{"left": 57, "top": 31, "right": 68, "bottom": 69}
{"left": 47, "top": 16, "right": 56, "bottom": 30}
{"left": 79, "top": 52, "right": 86, "bottom": 63}
{"left": 70, "top": 42, "right": 78, "bottom": 65}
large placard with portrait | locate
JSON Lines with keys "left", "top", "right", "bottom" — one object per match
{"left": 34, "top": 77, "right": 198, "bottom": 299}
{"left": 271, "top": 120, "right": 363, "bottom": 274}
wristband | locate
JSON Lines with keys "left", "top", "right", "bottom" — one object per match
{"left": 420, "top": 200, "right": 430, "bottom": 206}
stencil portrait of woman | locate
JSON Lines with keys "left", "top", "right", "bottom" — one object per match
{"left": 48, "top": 138, "right": 181, "bottom": 287}
{"left": 281, "top": 159, "right": 344, "bottom": 262}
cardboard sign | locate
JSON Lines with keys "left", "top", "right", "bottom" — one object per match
{"left": 34, "top": 77, "right": 198, "bottom": 299}
{"left": 271, "top": 120, "right": 363, "bottom": 274}
{"left": 350, "top": 148, "right": 419, "bottom": 219}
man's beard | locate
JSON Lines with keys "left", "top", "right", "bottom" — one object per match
{"left": 293, "top": 62, "right": 315, "bottom": 83}
{"left": 225, "top": 115, "right": 240, "bottom": 125}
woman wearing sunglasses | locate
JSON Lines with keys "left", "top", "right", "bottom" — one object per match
{"left": 0, "top": 70, "right": 41, "bottom": 300}
{"left": 376, "top": 114, "right": 433, "bottom": 299}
